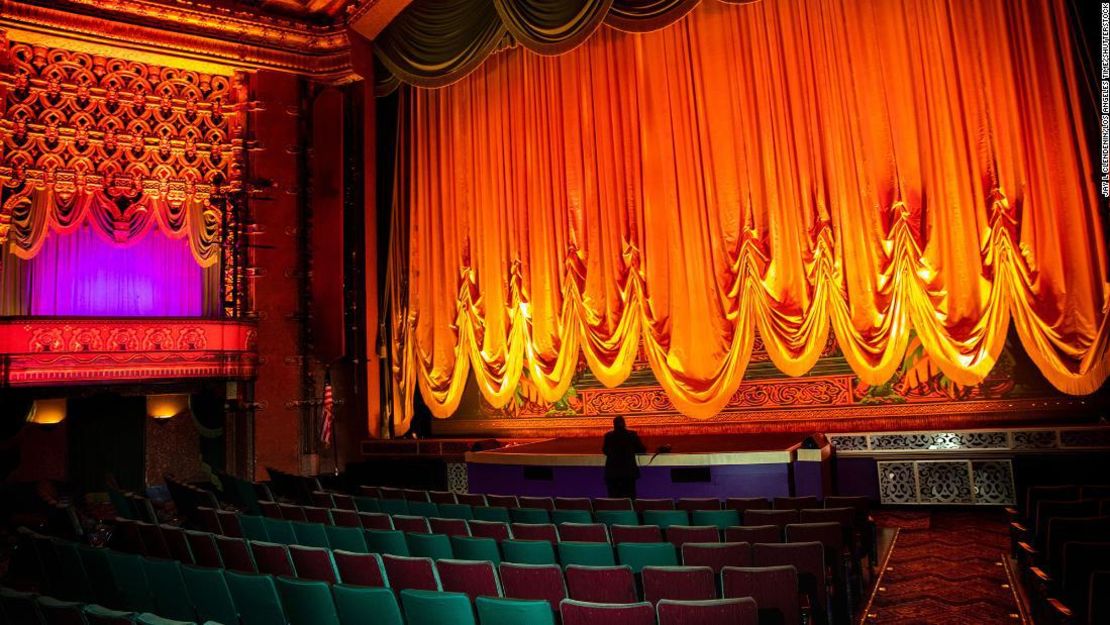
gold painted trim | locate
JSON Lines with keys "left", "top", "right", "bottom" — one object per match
{"left": 465, "top": 449, "right": 796, "bottom": 467}
{"left": 5, "top": 28, "right": 237, "bottom": 75}
{"left": 796, "top": 445, "right": 831, "bottom": 462}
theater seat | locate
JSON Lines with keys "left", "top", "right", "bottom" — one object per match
{"left": 276, "top": 576, "right": 341, "bottom": 625}
{"left": 560, "top": 599, "right": 655, "bottom": 625}
{"left": 401, "top": 589, "right": 476, "bottom": 625}
{"left": 476, "top": 596, "right": 557, "bottom": 625}
{"left": 332, "top": 584, "right": 403, "bottom": 625}
{"left": 656, "top": 597, "right": 759, "bottom": 625}
{"left": 436, "top": 558, "right": 503, "bottom": 600}
{"left": 565, "top": 565, "right": 639, "bottom": 604}
{"left": 721, "top": 565, "right": 800, "bottom": 625}
{"left": 641, "top": 565, "right": 717, "bottom": 603}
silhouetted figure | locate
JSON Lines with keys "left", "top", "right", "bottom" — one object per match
{"left": 603, "top": 416, "right": 646, "bottom": 499}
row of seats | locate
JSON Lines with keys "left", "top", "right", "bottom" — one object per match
{"left": 1008, "top": 484, "right": 1110, "bottom": 625}
{"left": 102, "top": 515, "right": 834, "bottom": 625}
{"left": 13, "top": 528, "right": 796, "bottom": 625}
{"left": 1, "top": 586, "right": 212, "bottom": 625}
{"left": 260, "top": 495, "right": 863, "bottom": 530}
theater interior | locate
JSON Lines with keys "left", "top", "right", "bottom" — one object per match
{"left": 0, "top": 0, "right": 1107, "bottom": 623}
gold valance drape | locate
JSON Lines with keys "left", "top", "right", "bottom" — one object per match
{"left": 389, "top": 0, "right": 1108, "bottom": 431}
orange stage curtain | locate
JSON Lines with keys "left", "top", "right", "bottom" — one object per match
{"left": 390, "top": 0, "right": 1109, "bottom": 431}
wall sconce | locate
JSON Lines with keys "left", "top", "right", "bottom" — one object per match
{"left": 147, "top": 393, "right": 190, "bottom": 423}
{"left": 27, "top": 399, "right": 67, "bottom": 427}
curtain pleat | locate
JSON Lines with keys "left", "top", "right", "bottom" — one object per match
{"left": 494, "top": 0, "right": 615, "bottom": 54}
{"left": 2, "top": 189, "right": 220, "bottom": 267}
{"left": 389, "top": 0, "right": 1109, "bottom": 428}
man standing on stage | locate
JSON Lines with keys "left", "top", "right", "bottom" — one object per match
{"left": 603, "top": 416, "right": 647, "bottom": 499}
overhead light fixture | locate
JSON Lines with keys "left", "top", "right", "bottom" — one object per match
{"left": 26, "top": 399, "right": 67, "bottom": 426}
{"left": 147, "top": 393, "right": 190, "bottom": 422}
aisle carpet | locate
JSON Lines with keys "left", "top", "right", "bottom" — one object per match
{"left": 863, "top": 511, "right": 1027, "bottom": 625}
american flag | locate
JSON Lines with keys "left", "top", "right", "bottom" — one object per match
{"left": 320, "top": 381, "right": 334, "bottom": 447}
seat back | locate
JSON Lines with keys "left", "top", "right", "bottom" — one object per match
{"left": 302, "top": 506, "right": 333, "bottom": 525}
{"left": 292, "top": 521, "right": 331, "bottom": 548}
{"left": 428, "top": 517, "right": 471, "bottom": 537}
{"left": 510, "top": 508, "right": 552, "bottom": 524}
{"left": 1, "top": 587, "right": 41, "bottom": 625}
{"left": 593, "top": 498, "right": 633, "bottom": 511}
{"left": 216, "top": 536, "right": 256, "bottom": 573}
{"left": 364, "top": 529, "right": 410, "bottom": 556}
{"left": 596, "top": 510, "right": 640, "bottom": 527}
{"left": 326, "top": 525, "right": 369, "bottom": 553}
{"left": 333, "top": 550, "right": 387, "bottom": 587}
{"left": 456, "top": 493, "right": 488, "bottom": 507}
{"left": 358, "top": 512, "right": 394, "bottom": 531}
{"left": 552, "top": 509, "right": 594, "bottom": 525}
{"left": 36, "top": 595, "right": 87, "bottom": 625}
{"left": 331, "top": 584, "right": 403, "bottom": 625}
{"left": 611, "top": 524, "right": 663, "bottom": 544}
{"left": 721, "top": 565, "right": 800, "bottom": 625}
{"left": 104, "top": 549, "right": 155, "bottom": 612}
{"left": 83, "top": 604, "right": 136, "bottom": 625}
{"left": 564, "top": 564, "right": 638, "bottom": 604}
{"left": 681, "top": 542, "right": 751, "bottom": 574}
{"left": 279, "top": 504, "right": 308, "bottom": 522}
{"left": 438, "top": 504, "right": 475, "bottom": 521}
{"left": 724, "top": 525, "right": 781, "bottom": 544}
{"left": 406, "top": 532, "right": 454, "bottom": 560}
{"left": 666, "top": 526, "right": 719, "bottom": 548}
{"left": 499, "top": 562, "right": 567, "bottom": 612}
{"left": 486, "top": 495, "right": 520, "bottom": 509}
{"left": 555, "top": 498, "right": 593, "bottom": 512}
{"left": 331, "top": 509, "right": 362, "bottom": 528}
{"left": 250, "top": 540, "right": 295, "bottom": 577}
{"left": 473, "top": 506, "right": 513, "bottom": 524}
{"left": 634, "top": 499, "right": 675, "bottom": 512}
{"left": 77, "top": 545, "right": 118, "bottom": 608}
{"left": 262, "top": 518, "right": 297, "bottom": 545}
{"left": 381, "top": 554, "right": 441, "bottom": 592}
{"left": 160, "top": 526, "right": 194, "bottom": 565}
{"left": 402, "top": 489, "right": 430, "bottom": 502}
{"left": 400, "top": 589, "right": 476, "bottom": 625}
{"left": 52, "top": 538, "right": 94, "bottom": 603}
{"left": 743, "top": 509, "right": 798, "bottom": 529}
{"left": 753, "top": 542, "right": 826, "bottom": 606}
{"left": 773, "top": 496, "right": 820, "bottom": 511}
{"left": 428, "top": 490, "right": 458, "bottom": 505}
{"left": 559, "top": 541, "right": 616, "bottom": 567}
{"left": 691, "top": 510, "right": 740, "bottom": 530}
{"left": 216, "top": 511, "right": 244, "bottom": 539}
{"left": 290, "top": 544, "right": 340, "bottom": 584}
{"left": 502, "top": 539, "right": 557, "bottom": 565}
{"left": 511, "top": 523, "right": 559, "bottom": 543}
{"left": 558, "top": 523, "right": 609, "bottom": 543}
{"left": 560, "top": 599, "right": 655, "bottom": 625}
{"left": 141, "top": 557, "right": 194, "bottom": 621}
{"left": 178, "top": 532, "right": 217, "bottom": 568}
{"left": 408, "top": 501, "right": 440, "bottom": 518}
{"left": 617, "top": 542, "right": 678, "bottom": 573}
{"left": 468, "top": 520, "right": 512, "bottom": 541}
{"left": 436, "top": 558, "right": 503, "bottom": 600}
{"left": 392, "top": 515, "right": 431, "bottom": 534}
{"left": 676, "top": 498, "right": 721, "bottom": 512}
{"left": 724, "top": 498, "right": 770, "bottom": 514}
{"left": 354, "top": 496, "right": 381, "bottom": 513}
{"left": 642, "top": 565, "right": 717, "bottom": 603}
{"left": 332, "top": 494, "right": 356, "bottom": 511}
{"left": 224, "top": 571, "right": 287, "bottom": 625}
{"left": 276, "top": 576, "right": 341, "bottom": 625}
{"left": 450, "top": 535, "right": 502, "bottom": 565}
{"left": 475, "top": 596, "right": 557, "bottom": 625}
{"left": 180, "top": 564, "right": 238, "bottom": 625}
{"left": 656, "top": 597, "right": 758, "bottom": 625}
{"left": 137, "top": 523, "right": 171, "bottom": 559}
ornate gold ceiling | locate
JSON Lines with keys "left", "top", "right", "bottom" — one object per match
{"left": 0, "top": 0, "right": 412, "bottom": 81}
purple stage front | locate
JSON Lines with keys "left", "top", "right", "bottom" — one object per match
{"left": 466, "top": 433, "right": 831, "bottom": 500}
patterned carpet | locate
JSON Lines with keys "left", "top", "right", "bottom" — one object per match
{"left": 862, "top": 510, "right": 1027, "bottom": 625}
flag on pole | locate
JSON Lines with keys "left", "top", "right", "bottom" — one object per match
{"left": 320, "top": 380, "right": 334, "bottom": 447}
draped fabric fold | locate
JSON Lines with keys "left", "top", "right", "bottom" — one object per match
{"left": 374, "top": 0, "right": 512, "bottom": 88}
{"left": 494, "top": 0, "right": 615, "bottom": 54}
{"left": 604, "top": 0, "right": 701, "bottom": 32}
{"left": 389, "top": 0, "right": 1109, "bottom": 429}
{"left": 2, "top": 188, "right": 220, "bottom": 268}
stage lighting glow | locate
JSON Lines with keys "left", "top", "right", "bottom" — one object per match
{"left": 147, "top": 394, "right": 190, "bottom": 421}
{"left": 27, "top": 399, "right": 67, "bottom": 425}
